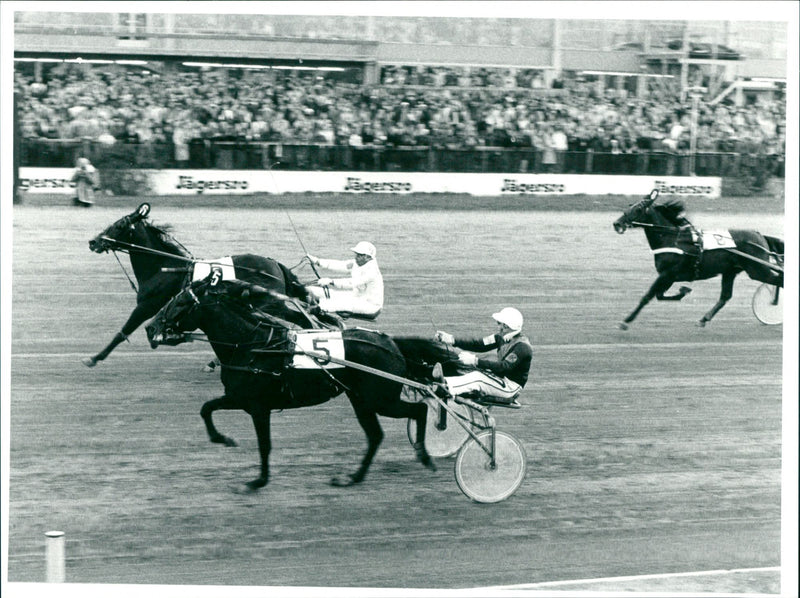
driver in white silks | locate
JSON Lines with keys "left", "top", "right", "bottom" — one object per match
{"left": 431, "top": 307, "right": 533, "bottom": 405}
{"left": 305, "top": 241, "right": 384, "bottom": 319}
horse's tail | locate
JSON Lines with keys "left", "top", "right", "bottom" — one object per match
{"left": 393, "top": 336, "right": 462, "bottom": 381}
{"left": 731, "top": 230, "right": 784, "bottom": 287}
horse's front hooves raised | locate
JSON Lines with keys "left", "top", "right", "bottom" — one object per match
{"left": 696, "top": 319, "right": 708, "bottom": 328}
{"left": 679, "top": 286, "right": 693, "bottom": 295}
{"left": 330, "top": 474, "right": 362, "bottom": 487}
{"left": 619, "top": 322, "right": 629, "bottom": 331}
{"left": 82, "top": 357, "right": 98, "bottom": 367}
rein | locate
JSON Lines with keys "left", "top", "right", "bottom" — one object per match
{"left": 101, "top": 236, "right": 290, "bottom": 285}
{"left": 100, "top": 236, "right": 195, "bottom": 264}
{"left": 629, "top": 221, "right": 681, "bottom": 233}
{"left": 113, "top": 250, "right": 139, "bottom": 292}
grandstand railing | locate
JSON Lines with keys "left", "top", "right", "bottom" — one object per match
{"left": 19, "top": 139, "right": 785, "bottom": 179}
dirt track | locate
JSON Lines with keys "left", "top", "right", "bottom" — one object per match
{"left": 7, "top": 201, "right": 784, "bottom": 592}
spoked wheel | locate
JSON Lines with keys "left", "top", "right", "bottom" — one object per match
{"left": 455, "top": 430, "right": 526, "bottom": 503}
{"left": 407, "top": 399, "right": 474, "bottom": 458}
{"left": 752, "top": 283, "right": 783, "bottom": 325}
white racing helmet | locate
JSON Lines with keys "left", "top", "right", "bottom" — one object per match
{"left": 351, "top": 241, "right": 376, "bottom": 258}
{"left": 492, "top": 307, "right": 524, "bottom": 332}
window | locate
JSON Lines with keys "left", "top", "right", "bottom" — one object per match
{"left": 118, "top": 13, "right": 147, "bottom": 40}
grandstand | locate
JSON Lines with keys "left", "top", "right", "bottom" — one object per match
{"left": 12, "top": 12, "right": 787, "bottom": 197}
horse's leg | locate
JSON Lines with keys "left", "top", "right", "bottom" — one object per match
{"left": 200, "top": 396, "right": 239, "bottom": 447}
{"left": 656, "top": 286, "right": 692, "bottom": 300}
{"left": 381, "top": 399, "right": 436, "bottom": 471}
{"left": 82, "top": 331, "right": 129, "bottom": 367}
{"left": 620, "top": 273, "right": 676, "bottom": 330}
{"left": 409, "top": 402, "right": 436, "bottom": 471}
{"left": 331, "top": 400, "right": 384, "bottom": 486}
{"left": 244, "top": 405, "right": 272, "bottom": 491}
{"left": 698, "top": 271, "right": 736, "bottom": 327}
{"left": 83, "top": 299, "right": 162, "bottom": 367}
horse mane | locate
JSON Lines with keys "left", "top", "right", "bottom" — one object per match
{"left": 146, "top": 221, "right": 192, "bottom": 258}
{"left": 655, "top": 199, "right": 688, "bottom": 226}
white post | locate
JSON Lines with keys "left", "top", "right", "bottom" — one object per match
{"left": 45, "top": 531, "right": 65, "bottom": 583}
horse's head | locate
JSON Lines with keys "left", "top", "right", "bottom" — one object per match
{"left": 146, "top": 277, "right": 207, "bottom": 348}
{"left": 89, "top": 203, "right": 151, "bottom": 253}
{"left": 146, "top": 272, "right": 300, "bottom": 349}
{"left": 613, "top": 189, "right": 659, "bottom": 234}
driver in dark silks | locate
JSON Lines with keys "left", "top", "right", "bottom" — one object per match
{"left": 430, "top": 307, "right": 533, "bottom": 405}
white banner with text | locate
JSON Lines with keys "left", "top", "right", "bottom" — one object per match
{"left": 19, "top": 168, "right": 722, "bottom": 199}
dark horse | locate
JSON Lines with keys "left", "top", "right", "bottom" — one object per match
{"left": 144, "top": 276, "right": 435, "bottom": 492}
{"left": 85, "top": 203, "right": 309, "bottom": 367}
{"left": 613, "top": 189, "right": 784, "bottom": 328}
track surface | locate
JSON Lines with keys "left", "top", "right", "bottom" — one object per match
{"left": 7, "top": 204, "right": 783, "bottom": 592}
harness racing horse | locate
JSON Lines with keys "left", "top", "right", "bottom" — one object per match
{"left": 144, "top": 277, "right": 435, "bottom": 492}
{"left": 613, "top": 190, "right": 784, "bottom": 328}
{"left": 85, "top": 203, "right": 308, "bottom": 367}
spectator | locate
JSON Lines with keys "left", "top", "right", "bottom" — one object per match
{"left": 13, "top": 62, "right": 785, "bottom": 179}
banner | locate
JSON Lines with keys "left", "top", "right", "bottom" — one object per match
{"left": 19, "top": 168, "right": 722, "bottom": 198}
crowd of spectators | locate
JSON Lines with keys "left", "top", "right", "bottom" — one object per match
{"left": 14, "top": 63, "right": 785, "bottom": 173}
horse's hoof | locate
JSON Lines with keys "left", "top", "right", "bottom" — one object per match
{"left": 210, "top": 435, "right": 238, "bottom": 447}
{"left": 414, "top": 443, "right": 437, "bottom": 471}
{"left": 619, "top": 322, "right": 629, "bottom": 331}
{"left": 330, "top": 474, "right": 361, "bottom": 487}
{"left": 243, "top": 477, "right": 268, "bottom": 492}
{"left": 417, "top": 453, "right": 437, "bottom": 472}
{"left": 696, "top": 320, "right": 707, "bottom": 328}
{"left": 82, "top": 357, "right": 97, "bottom": 367}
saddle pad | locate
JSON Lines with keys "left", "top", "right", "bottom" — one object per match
{"left": 700, "top": 230, "right": 737, "bottom": 250}
{"left": 290, "top": 329, "right": 345, "bottom": 370}
{"left": 192, "top": 257, "right": 236, "bottom": 282}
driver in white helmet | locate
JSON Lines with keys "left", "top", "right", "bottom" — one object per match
{"left": 431, "top": 307, "right": 533, "bottom": 404}
{"left": 306, "top": 241, "right": 384, "bottom": 319}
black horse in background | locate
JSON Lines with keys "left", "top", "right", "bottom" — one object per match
{"left": 145, "top": 277, "right": 435, "bottom": 492}
{"left": 85, "top": 203, "right": 309, "bottom": 367}
{"left": 613, "top": 190, "right": 784, "bottom": 328}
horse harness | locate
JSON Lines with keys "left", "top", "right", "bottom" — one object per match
{"left": 634, "top": 220, "right": 704, "bottom": 280}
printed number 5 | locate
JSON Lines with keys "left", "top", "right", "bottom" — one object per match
{"left": 210, "top": 267, "right": 222, "bottom": 286}
{"left": 312, "top": 338, "right": 330, "bottom": 362}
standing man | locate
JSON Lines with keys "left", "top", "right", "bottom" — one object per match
{"left": 306, "top": 241, "right": 384, "bottom": 319}
{"left": 71, "top": 157, "right": 100, "bottom": 207}
{"left": 432, "top": 307, "right": 532, "bottom": 405}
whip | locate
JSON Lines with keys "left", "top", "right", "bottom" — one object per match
{"left": 265, "top": 159, "right": 322, "bottom": 280}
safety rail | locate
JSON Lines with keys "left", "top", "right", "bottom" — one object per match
{"left": 19, "top": 138, "right": 785, "bottom": 178}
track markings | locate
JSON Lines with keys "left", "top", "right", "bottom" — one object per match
{"left": 484, "top": 565, "right": 780, "bottom": 590}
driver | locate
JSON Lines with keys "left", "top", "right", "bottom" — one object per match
{"left": 306, "top": 241, "right": 384, "bottom": 319}
{"left": 431, "top": 307, "right": 532, "bottom": 405}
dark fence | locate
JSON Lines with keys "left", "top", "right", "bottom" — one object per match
{"left": 20, "top": 138, "right": 785, "bottom": 180}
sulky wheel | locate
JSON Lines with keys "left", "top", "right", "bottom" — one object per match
{"left": 455, "top": 430, "right": 526, "bottom": 503}
{"left": 407, "top": 400, "right": 474, "bottom": 458}
{"left": 752, "top": 283, "right": 783, "bottom": 325}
